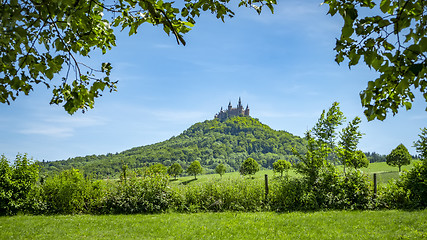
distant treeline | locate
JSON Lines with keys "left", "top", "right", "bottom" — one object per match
{"left": 365, "top": 152, "right": 421, "bottom": 163}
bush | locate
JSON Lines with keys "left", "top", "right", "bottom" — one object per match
{"left": 401, "top": 161, "right": 427, "bottom": 208}
{"left": 104, "top": 172, "right": 173, "bottom": 214}
{"left": 380, "top": 160, "right": 427, "bottom": 209}
{"left": 0, "top": 154, "right": 39, "bottom": 215}
{"left": 41, "top": 168, "right": 106, "bottom": 214}
{"left": 175, "top": 177, "right": 265, "bottom": 212}
{"left": 270, "top": 164, "right": 374, "bottom": 211}
{"left": 269, "top": 177, "right": 306, "bottom": 211}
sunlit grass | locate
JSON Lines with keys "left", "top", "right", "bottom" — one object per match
{"left": 1, "top": 210, "right": 426, "bottom": 239}
{"left": 169, "top": 161, "right": 421, "bottom": 187}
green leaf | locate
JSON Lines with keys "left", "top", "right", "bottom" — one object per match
{"left": 380, "top": 0, "right": 391, "bottom": 13}
{"left": 403, "top": 102, "right": 412, "bottom": 110}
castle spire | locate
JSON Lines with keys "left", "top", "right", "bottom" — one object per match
{"left": 238, "top": 97, "right": 242, "bottom": 108}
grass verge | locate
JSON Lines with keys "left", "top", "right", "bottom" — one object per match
{"left": 1, "top": 210, "right": 426, "bottom": 239}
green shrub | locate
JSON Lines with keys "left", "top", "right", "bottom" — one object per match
{"left": 104, "top": 172, "right": 173, "bottom": 214}
{"left": 401, "top": 161, "right": 427, "bottom": 208}
{"left": 380, "top": 160, "right": 427, "bottom": 209}
{"left": 42, "top": 168, "right": 106, "bottom": 214}
{"left": 269, "top": 177, "right": 306, "bottom": 211}
{"left": 270, "top": 165, "right": 374, "bottom": 211}
{"left": 0, "top": 154, "right": 39, "bottom": 215}
{"left": 175, "top": 177, "right": 265, "bottom": 212}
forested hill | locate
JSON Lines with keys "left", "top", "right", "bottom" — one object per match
{"left": 40, "top": 116, "right": 306, "bottom": 178}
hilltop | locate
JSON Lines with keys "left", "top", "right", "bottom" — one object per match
{"left": 40, "top": 116, "right": 306, "bottom": 178}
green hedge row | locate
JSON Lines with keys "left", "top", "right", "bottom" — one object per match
{"left": 1, "top": 154, "right": 426, "bottom": 215}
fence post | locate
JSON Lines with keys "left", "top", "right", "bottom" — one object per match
{"left": 265, "top": 174, "right": 269, "bottom": 201}
{"left": 373, "top": 173, "right": 377, "bottom": 197}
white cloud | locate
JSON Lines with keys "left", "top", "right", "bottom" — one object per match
{"left": 19, "top": 126, "right": 74, "bottom": 138}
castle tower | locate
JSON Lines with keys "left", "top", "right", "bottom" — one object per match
{"left": 245, "top": 105, "right": 250, "bottom": 116}
{"left": 237, "top": 97, "right": 243, "bottom": 114}
{"left": 228, "top": 101, "right": 232, "bottom": 111}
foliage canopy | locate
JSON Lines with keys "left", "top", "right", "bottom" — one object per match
{"left": 1, "top": 0, "right": 425, "bottom": 119}
{"left": 324, "top": 0, "right": 427, "bottom": 120}
{"left": 0, "top": 0, "right": 276, "bottom": 114}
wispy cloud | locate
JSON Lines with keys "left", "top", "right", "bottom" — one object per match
{"left": 19, "top": 125, "right": 74, "bottom": 138}
{"left": 18, "top": 115, "right": 107, "bottom": 138}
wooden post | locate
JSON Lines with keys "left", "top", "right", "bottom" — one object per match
{"left": 265, "top": 174, "right": 269, "bottom": 201}
{"left": 373, "top": 173, "right": 377, "bottom": 197}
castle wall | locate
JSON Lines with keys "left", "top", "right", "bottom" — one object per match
{"left": 215, "top": 99, "right": 250, "bottom": 120}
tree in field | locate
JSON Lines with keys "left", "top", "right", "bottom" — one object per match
{"left": 272, "top": 159, "right": 291, "bottom": 177}
{"left": 2, "top": 1, "right": 425, "bottom": 119}
{"left": 0, "top": 0, "right": 276, "bottom": 114}
{"left": 187, "top": 160, "right": 203, "bottom": 180}
{"left": 338, "top": 116, "right": 364, "bottom": 173}
{"left": 414, "top": 127, "right": 427, "bottom": 160}
{"left": 146, "top": 163, "right": 167, "bottom": 175}
{"left": 167, "top": 163, "right": 183, "bottom": 180}
{"left": 386, "top": 144, "right": 412, "bottom": 172}
{"left": 347, "top": 150, "right": 369, "bottom": 170}
{"left": 312, "top": 102, "right": 346, "bottom": 164}
{"left": 215, "top": 163, "right": 226, "bottom": 177}
{"left": 240, "top": 157, "right": 259, "bottom": 177}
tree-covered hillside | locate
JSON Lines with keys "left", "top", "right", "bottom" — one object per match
{"left": 40, "top": 116, "right": 306, "bottom": 178}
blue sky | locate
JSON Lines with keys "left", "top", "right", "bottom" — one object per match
{"left": 1, "top": 1, "right": 426, "bottom": 162}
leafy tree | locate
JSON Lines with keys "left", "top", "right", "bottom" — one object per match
{"left": 240, "top": 157, "right": 259, "bottom": 176}
{"left": 312, "top": 102, "right": 346, "bottom": 164}
{"left": 338, "top": 116, "right": 363, "bottom": 173}
{"left": 293, "top": 131, "right": 328, "bottom": 187}
{"left": 323, "top": 0, "right": 427, "bottom": 120}
{"left": 146, "top": 163, "right": 167, "bottom": 175}
{"left": 386, "top": 144, "right": 412, "bottom": 172}
{"left": 413, "top": 127, "right": 427, "bottom": 160}
{"left": 348, "top": 150, "right": 369, "bottom": 170}
{"left": 187, "top": 160, "right": 203, "bottom": 180}
{"left": 215, "top": 163, "right": 226, "bottom": 177}
{"left": 272, "top": 159, "right": 291, "bottom": 177}
{"left": 0, "top": 0, "right": 276, "bottom": 114}
{"left": 167, "top": 163, "right": 183, "bottom": 180}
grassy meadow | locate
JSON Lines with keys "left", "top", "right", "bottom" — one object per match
{"left": 1, "top": 210, "right": 426, "bottom": 239}
{"left": 169, "top": 161, "right": 422, "bottom": 187}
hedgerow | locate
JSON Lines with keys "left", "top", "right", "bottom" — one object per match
{"left": 1, "top": 155, "right": 426, "bottom": 215}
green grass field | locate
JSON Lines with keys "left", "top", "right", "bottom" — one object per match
{"left": 170, "top": 161, "right": 421, "bottom": 187}
{"left": 1, "top": 210, "right": 426, "bottom": 239}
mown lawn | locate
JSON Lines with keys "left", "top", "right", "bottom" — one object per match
{"left": 1, "top": 210, "right": 426, "bottom": 239}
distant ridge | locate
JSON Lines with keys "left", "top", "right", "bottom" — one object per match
{"left": 40, "top": 116, "right": 306, "bottom": 178}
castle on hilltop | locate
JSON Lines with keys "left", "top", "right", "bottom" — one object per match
{"left": 214, "top": 98, "right": 250, "bottom": 121}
